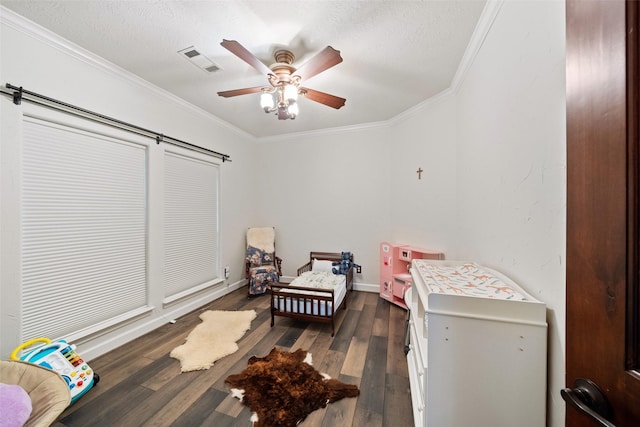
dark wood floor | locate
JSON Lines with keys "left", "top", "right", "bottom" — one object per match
{"left": 52, "top": 287, "right": 414, "bottom": 427}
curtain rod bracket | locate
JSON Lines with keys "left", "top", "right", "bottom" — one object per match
{"left": 156, "top": 134, "right": 163, "bottom": 144}
{"left": 11, "top": 86, "right": 23, "bottom": 105}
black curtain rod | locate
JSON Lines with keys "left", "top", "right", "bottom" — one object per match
{"left": 1, "top": 83, "right": 231, "bottom": 162}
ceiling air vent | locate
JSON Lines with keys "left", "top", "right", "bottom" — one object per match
{"left": 178, "top": 46, "right": 222, "bottom": 73}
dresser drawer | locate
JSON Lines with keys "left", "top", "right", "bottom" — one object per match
{"left": 408, "top": 317, "right": 427, "bottom": 427}
{"left": 410, "top": 325, "right": 426, "bottom": 388}
{"left": 407, "top": 349, "right": 425, "bottom": 427}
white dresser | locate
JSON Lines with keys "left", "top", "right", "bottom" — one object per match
{"left": 406, "top": 260, "right": 547, "bottom": 427}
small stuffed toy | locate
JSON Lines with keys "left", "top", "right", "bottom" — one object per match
{"left": 0, "top": 383, "right": 32, "bottom": 427}
{"left": 332, "top": 252, "right": 361, "bottom": 275}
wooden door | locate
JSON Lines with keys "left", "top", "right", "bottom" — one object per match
{"left": 566, "top": 1, "right": 640, "bottom": 426}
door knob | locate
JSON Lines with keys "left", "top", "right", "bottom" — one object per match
{"left": 561, "top": 378, "right": 615, "bottom": 427}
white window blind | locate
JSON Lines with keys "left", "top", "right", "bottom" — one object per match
{"left": 21, "top": 117, "right": 147, "bottom": 340}
{"left": 163, "top": 151, "right": 220, "bottom": 300}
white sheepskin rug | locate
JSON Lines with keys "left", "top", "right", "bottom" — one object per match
{"left": 170, "top": 309, "right": 257, "bottom": 372}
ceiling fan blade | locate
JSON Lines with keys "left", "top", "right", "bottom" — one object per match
{"left": 217, "top": 86, "right": 265, "bottom": 98}
{"left": 300, "top": 87, "right": 346, "bottom": 109}
{"left": 293, "top": 46, "right": 343, "bottom": 81}
{"left": 220, "top": 39, "right": 273, "bottom": 76}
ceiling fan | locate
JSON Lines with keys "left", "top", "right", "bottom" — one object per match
{"left": 217, "top": 39, "right": 346, "bottom": 120}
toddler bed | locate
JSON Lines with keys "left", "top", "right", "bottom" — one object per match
{"left": 270, "top": 251, "right": 360, "bottom": 336}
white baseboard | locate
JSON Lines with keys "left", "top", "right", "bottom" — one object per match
{"left": 78, "top": 279, "right": 247, "bottom": 361}
{"left": 77, "top": 278, "right": 378, "bottom": 361}
{"left": 353, "top": 283, "right": 378, "bottom": 293}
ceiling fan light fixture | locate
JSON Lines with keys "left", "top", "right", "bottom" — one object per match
{"left": 287, "top": 101, "right": 298, "bottom": 118}
{"left": 218, "top": 40, "right": 345, "bottom": 121}
{"left": 284, "top": 83, "right": 298, "bottom": 102}
{"left": 260, "top": 84, "right": 299, "bottom": 119}
{"left": 261, "top": 92, "right": 274, "bottom": 111}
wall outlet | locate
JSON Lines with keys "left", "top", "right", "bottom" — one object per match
{"left": 224, "top": 266, "right": 230, "bottom": 279}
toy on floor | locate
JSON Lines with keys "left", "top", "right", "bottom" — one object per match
{"left": 10, "top": 338, "right": 99, "bottom": 405}
{"left": 0, "top": 383, "right": 32, "bottom": 427}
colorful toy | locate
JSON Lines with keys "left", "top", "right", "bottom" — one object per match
{"left": 332, "top": 251, "right": 361, "bottom": 275}
{"left": 10, "top": 338, "right": 99, "bottom": 405}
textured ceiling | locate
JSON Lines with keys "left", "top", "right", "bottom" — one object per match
{"left": 1, "top": 0, "right": 486, "bottom": 139}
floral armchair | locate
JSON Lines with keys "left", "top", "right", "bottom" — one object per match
{"left": 245, "top": 227, "right": 282, "bottom": 296}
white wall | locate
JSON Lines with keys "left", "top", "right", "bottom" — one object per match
{"left": 454, "top": 1, "right": 566, "bottom": 426}
{"left": 388, "top": 93, "right": 458, "bottom": 255}
{"left": 255, "top": 124, "right": 393, "bottom": 283}
{"left": 254, "top": 96, "right": 459, "bottom": 285}
{"left": 0, "top": 9, "right": 258, "bottom": 359}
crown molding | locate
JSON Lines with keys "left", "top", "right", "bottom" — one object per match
{"left": 450, "top": 0, "right": 504, "bottom": 93}
{"left": 255, "top": 119, "right": 389, "bottom": 143}
{"left": 387, "top": 0, "right": 503, "bottom": 126}
{"left": 388, "top": 87, "right": 455, "bottom": 127}
{"left": 0, "top": 6, "right": 253, "bottom": 141}
{"left": 277, "top": 0, "right": 504, "bottom": 139}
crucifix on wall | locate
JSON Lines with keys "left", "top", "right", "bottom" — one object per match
{"left": 416, "top": 167, "right": 423, "bottom": 180}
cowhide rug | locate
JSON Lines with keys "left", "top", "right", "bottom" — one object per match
{"left": 225, "top": 347, "right": 360, "bottom": 427}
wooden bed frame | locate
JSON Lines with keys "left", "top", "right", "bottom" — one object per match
{"left": 270, "top": 251, "right": 359, "bottom": 336}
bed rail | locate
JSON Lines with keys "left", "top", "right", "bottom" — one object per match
{"left": 271, "top": 251, "right": 359, "bottom": 337}
{"left": 270, "top": 284, "right": 337, "bottom": 335}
